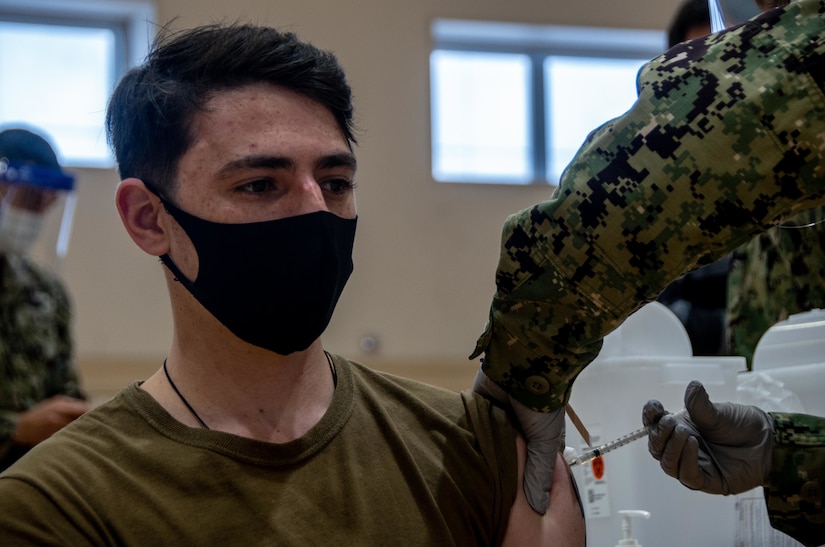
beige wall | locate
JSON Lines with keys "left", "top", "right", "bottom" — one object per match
{"left": 45, "top": 0, "right": 685, "bottom": 399}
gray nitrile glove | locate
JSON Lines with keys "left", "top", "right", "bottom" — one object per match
{"left": 643, "top": 380, "right": 774, "bottom": 495}
{"left": 473, "top": 367, "right": 565, "bottom": 515}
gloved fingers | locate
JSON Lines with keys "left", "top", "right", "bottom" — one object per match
{"left": 512, "top": 404, "right": 565, "bottom": 515}
{"left": 647, "top": 412, "right": 677, "bottom": 461}
{"left": 676, "top": 436, "right": 709, "bottom": 491}
{"left": 657, "top": 420, "right": 693, "bottom": 479}
{"left": 642, "top": 399, "right": 666, "bottom": 427}
{"left": 523, "top": 435, "right": 562, "bottom": 515}
{"left": 471, "top": 366, "right": 572, "bottom": 515}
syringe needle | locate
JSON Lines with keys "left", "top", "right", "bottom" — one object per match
{"left": 566, "top": 408, "right": 686, "bottom": 467}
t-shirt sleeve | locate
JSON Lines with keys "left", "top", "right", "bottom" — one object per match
{"left": 0, "top": 476, "right": 98, "bottom": 545}
{"left": 460, "top": 389, "right": 519, "bottom": 545}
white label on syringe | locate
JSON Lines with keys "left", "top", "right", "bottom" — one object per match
{"left": 578, "top": 424, "right": 611, "bottom": 519}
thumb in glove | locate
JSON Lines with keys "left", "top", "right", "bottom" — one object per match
{"left": 473, "top": 367, "right": 565, "bottom": 515}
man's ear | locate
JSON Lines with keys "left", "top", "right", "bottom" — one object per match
{"left": 115, "top": 178, "right": 170, "bottom": 257}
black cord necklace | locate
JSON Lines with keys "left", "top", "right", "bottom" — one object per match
{"left": 163, "top": 359, "right": 210, "bottom": 429}
{"left": 325, "top": 351, "right": 338, "bottom": 388}
{"left": 163, "top": 352, "right": 338, "bottom": 430}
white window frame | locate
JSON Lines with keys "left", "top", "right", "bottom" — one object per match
{"left": 430, "top": 19, "right": 665, "bottom": 185}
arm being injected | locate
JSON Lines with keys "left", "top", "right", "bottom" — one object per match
{"left": 566, "top": 409, "right": 687, "bottom": 467}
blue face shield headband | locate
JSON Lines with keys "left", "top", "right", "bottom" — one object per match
{"left": 0, "top": 159, "right": 75, "bottom": 191}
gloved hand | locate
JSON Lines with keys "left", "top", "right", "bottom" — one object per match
{"left": 473, "top": 367, "right": 565, "bottom": 515}
{"left": 643, "top": 380, "right": 774, "bottom": 495}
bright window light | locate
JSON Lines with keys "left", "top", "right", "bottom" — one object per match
{"left": 0, "top": 21, "right": 116, "bottom": 167}
{"left": 431, "top": 51, "right": 532, "bottom": 184}
{"left": 545, "top": 56, "right": 644, "bottom": 182}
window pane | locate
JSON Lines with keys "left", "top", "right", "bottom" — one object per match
{"left": 0, "top": 21, "right": 116, "bottom": 167}
{"left": 545, "top": 56, "right": 644, "bottom": 183}
{"left": 431, "top": 50, "right": 532, "bottom": 184}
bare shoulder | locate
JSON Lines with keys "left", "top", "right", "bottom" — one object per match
{"left": 501, "top": 435, "right": 586, "bottom": 547}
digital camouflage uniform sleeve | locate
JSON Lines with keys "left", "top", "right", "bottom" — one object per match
{"left": 767, "top": 413, "right": 825, "bottom": 547}
{"left": 471, "top": 0, "right": 825, "bottom": 412}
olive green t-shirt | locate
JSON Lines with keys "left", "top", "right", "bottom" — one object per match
{"left": 0, "top": 355, "right": 518, "bottom": 545}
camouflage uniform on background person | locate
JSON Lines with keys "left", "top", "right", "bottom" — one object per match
{"left": 0, "top": 254, "right": 84, "bottom": 469}
{"left": 472, "top": 0, "right": 825, "bottom": 543}
{"left": 728, "top": 205, "right": 825, "bottom": 366}
{"left": 0, "top": 128, "right": 89, "bottom": 471}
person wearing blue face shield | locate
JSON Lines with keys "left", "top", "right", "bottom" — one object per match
{"left": 0, "top": 128, "right": 91, "bottom": 471}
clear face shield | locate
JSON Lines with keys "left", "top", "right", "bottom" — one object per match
{"left": 0, "top": 158, "right": 76, "bottom": 272}
{"left": 708, "top": 0, "right": 791, "bottom": 32}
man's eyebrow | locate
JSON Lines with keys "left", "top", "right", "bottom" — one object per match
{"left": 216, "top": 153, "right": 357, "bottom": 179}
{"left": 317, "top": 152, "right": 357, "bottom": 172}
{"left": 217, "top": 156, "right": 293, "bottom": 178}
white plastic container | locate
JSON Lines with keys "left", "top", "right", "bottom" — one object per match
{"left": 734, "top": 309, "right": 825, "bottom": 547}
{"left": 752, "top": 308, "right": 825, "bottom": 370}
{"left": 746, "top": 308, "right": 825, "bottom": 416}
{"left": 566, "top": 302, "right": 746, "bottom": 547}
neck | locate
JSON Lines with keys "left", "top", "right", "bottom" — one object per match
{"left": 143, "top": 339, "right": 337, "bottom": 443}
{"left": 150, "top": 277, "right": 337, "bottom": 441}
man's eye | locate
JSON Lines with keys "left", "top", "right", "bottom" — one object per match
{"left": 240, "top": 180, "right": 272, "bottom": 193}
{"left": 324, "top": 178, "right": 356, "bottom": 194}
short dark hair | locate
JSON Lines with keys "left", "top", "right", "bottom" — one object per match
{"left": 667, "top": 0, "right": 711, "bottom": 48}
{"left": 106, "top": 23, "right": 357, "bottom": 195}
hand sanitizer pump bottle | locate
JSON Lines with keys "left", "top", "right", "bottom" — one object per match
{"left": 615, "top": 510, "right": 650, "bottom": 547}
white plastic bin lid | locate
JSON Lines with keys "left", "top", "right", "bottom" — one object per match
{"left": 599, "top": 301, "right": 693, "bottom": 358}
{"left": 752, "top": 308, "right": 825, "bottom": 370}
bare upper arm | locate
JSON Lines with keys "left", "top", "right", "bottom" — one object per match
{"left": 501, "top": 435, "right": 586, "bottom": 547}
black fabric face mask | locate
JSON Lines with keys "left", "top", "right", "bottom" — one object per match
{"left": 149, "top": 185, "right": 356, "bottom": 355}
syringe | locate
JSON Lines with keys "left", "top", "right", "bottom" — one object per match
{"left": 566, "top": 409, "right": 687, "bottom": 467}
